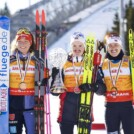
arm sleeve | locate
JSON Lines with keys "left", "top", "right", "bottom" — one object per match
{"left": 95, "top": 66, "right": 106, "bottom": 95}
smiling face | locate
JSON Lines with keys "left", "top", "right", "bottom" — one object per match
{"left": 16, "top": 37, "right": 31, "bottom": 55}
{"left": 107, "top": 43, "right": 122, "bottom": 57}
{"left": 72, "top": 41, "right": 85, "bottom": 56}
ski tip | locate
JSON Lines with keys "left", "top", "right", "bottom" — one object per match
{"left": 36, "top": 10, "right": 40, "bottom": 25}
{"left": 42, "top": 10, "right": 46, "bottom": 25}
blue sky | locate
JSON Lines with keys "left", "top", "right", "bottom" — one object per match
{"left": 0, "top": 0, "right": 41, "bottom": 15}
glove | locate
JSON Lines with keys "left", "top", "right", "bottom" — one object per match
{"left": 42, "top": 78, "right": 48, "bottom": 86}
{"left": 51, "top": 67, "right": 59, "bottom": 79}
{"left": 95, "top": 83, "right": 106, "bottom": 95}
{"left": 42, "top": 67, "right": 50, "bottom": 86}
{"left": 79, "top": 83, "right": 99, "bottom": 93}
{"left": 50, "top": 67, "right": 59, "bottom": 88}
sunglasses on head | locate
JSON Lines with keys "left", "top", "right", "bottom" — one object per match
{"left": 17, "top": 28, "right": 31, "bottom": 35}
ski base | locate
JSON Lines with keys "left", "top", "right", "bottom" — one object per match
{"left": 0, "top": 16, "right": 10, "bottom": 134}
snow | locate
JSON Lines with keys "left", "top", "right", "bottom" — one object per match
{"left": 48, "top": 0, "right": 120, "bottom": 52}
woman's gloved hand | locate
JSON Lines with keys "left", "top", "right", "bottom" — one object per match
{"left": 52, "top": 67, "right": 59, "bottom": 79}
{"left": 79, "top": 83, "right": 99, "bottom": 93}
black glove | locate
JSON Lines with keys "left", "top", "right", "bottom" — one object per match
{"left": 79, "top": 83, "right": 99, "bottom": 93}
{"left": 95, "top": 83, "right": 106, "bottom": 95}
{"left": 42, "top": 78, "right": 48, "bottom": 86}
{"left": 42, "top": 67, "right": 50, "bottom": 86}
{"left": 50, "top": 67, "right": 59, "bottom": 88}
{"left": 51, "top": 67, "right": 59, "bottom": 79}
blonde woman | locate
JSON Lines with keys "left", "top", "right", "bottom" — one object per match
{"left": 9, "top": 28, "right": 35, "bottom": 134}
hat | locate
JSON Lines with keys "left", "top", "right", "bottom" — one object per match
{"left": 106, "top": 35, "right": 122, "bottom": 47}
{"left": 16, "top": 28, "right": 32, "bottom": 45}
{"left": 70, "top": 32, "right": 86, "bottom": 47}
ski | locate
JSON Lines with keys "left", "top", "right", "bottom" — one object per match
{"left": 0, "top": 16, "right": 10, "bottom": 134}
{"left": 78, "top": 35, "right": 105, "bottom": 134}
{"left": 34, "top": 10, "right": 51, "bottom": 134}
{"left": 34, "top": 9, "right": 40, "bottom": 134}
{"left": 42, "top": 10, "right": 51, "bottom": 134}
{"left": 129, "top": 29, "right": 134, "bottom": 98}
{"left": 78, "top": 35, "right": 95, "bottom": 134}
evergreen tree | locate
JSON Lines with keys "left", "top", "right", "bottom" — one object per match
{"left": 104, "top": 12, "right": 120, "bottom": 52}
{"left": 0, "top": 3, "right": 11, "bottom": 17}
{"left": 111, "top": 12, "right": 120, "bottom": 34}
{"left": 104, "top": 0, "right": 134, "bottom": 55}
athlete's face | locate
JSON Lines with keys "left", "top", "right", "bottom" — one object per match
{"left": 107, "top": 43, "right": 122, "bottom": 57}
{"left": 16, "top": 37, "right": 31, "bottom": 55}
{"left": 72, "top": 41, "right": 85, "bottom": 56}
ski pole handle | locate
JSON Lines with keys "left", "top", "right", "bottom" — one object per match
{"left": 93, "top": 51, "right": 102, "bottom": 66}
{"left": 44, "top": 67, "right": 49, "bottom": 79}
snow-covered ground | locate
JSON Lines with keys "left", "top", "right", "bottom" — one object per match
{"left": 21, "top": 0, "right": 130, "bottom": 133}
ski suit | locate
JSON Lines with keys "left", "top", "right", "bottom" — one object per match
{"left": 51, "top": 54, "right": 106, "bottom": 134}
{"left": 9, "top": 51, "right": 35, "bottom": 134}
{"left": 102, "top": 53, "right": 133, "bottom": 134}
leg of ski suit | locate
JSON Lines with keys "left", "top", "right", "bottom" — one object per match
{"left": 57, "top": 92, "right": 92, "bottom": 134}
{"left": 59, "top": 122, "right": 74, "bottom": 134}
{"left": 23, "top": 110, "right": 35, "bottom": 134}
{"left": 9, "top": 109, "right": 35, "bottom": 134}
{"left": 105, "top": 102, "right": 133, "bottom": 134}
{"left": 59, "top": 122, "right": 91, "bottom": 134}
{"left": 9, "top": 110, "right": 24, "bottom": 134}
{"left": 9, "top": 95, "right": 35, "bottom": 134}
{"left": 131, "top": 108, "right": 134, "bottom": 134}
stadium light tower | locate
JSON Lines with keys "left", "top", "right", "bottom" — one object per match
{"left": 119, "top": 0, "right": 125, "bottom": 49}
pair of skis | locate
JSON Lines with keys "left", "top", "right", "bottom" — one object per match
{"left": 0, "top": 16, "right": 10, "bottom": 134}
{"left": 129, "top": 29, "right": 134, "bottom": 100}
{"left": 0, "top": 11, "right": 51, "bottom": 134}
{"left": 34, "top": 10, "right": 51, "bottom": 134}
{"left": 78, "top": 35, "right": 105, "bottom": 134}
{"left": 78, "top": 35, "right": 94, "bottom": 134}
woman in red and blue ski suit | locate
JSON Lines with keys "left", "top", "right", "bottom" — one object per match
{"left": 51, "top": 32, "right": 106, "bottom": 134}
